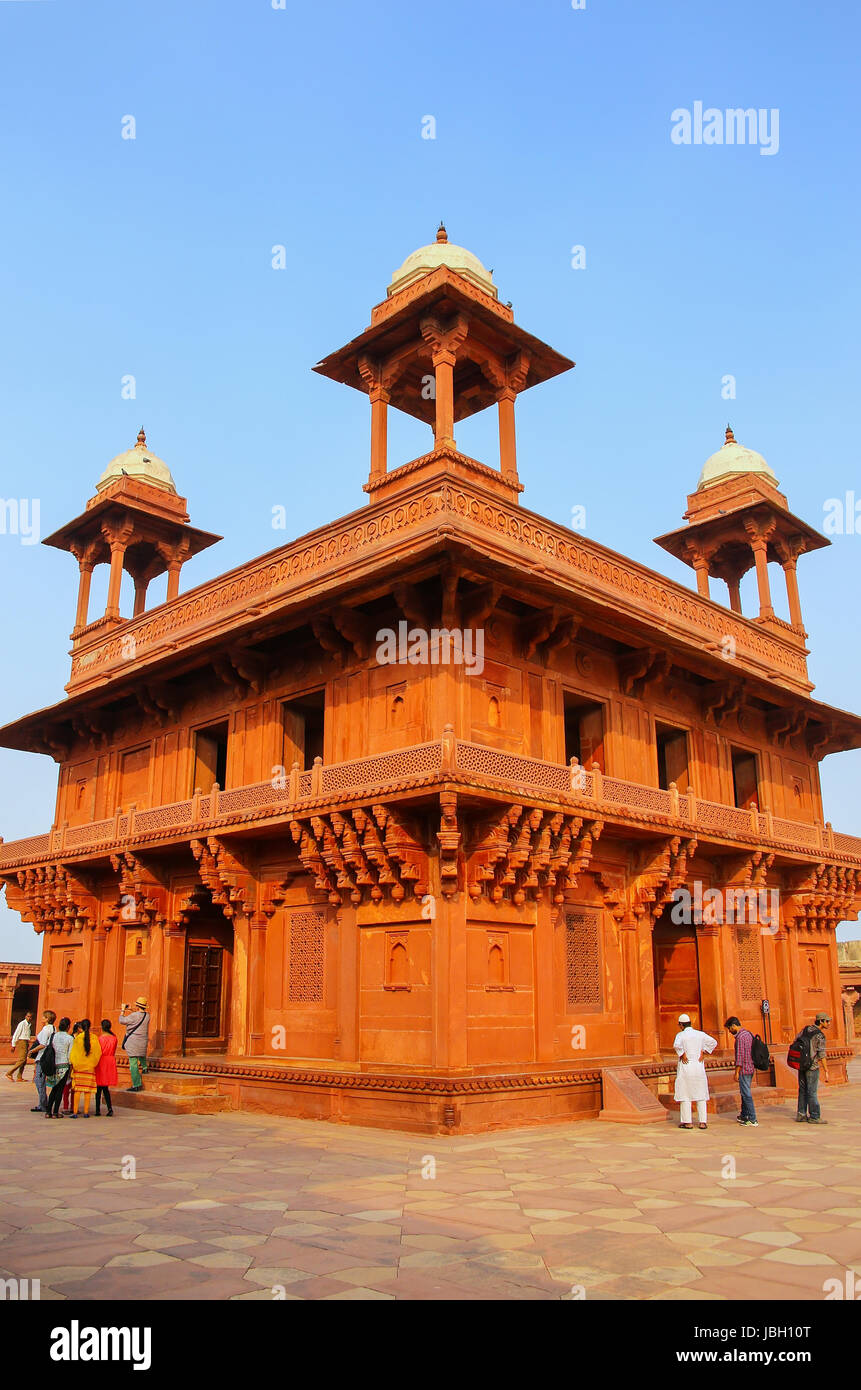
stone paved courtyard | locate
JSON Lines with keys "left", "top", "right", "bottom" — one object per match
{"left": 1, "top": 1064, "right": 860, "bottom": 1302}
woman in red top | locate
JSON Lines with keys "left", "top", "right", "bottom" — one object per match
{"left": 95, "top": 1019, "right": 118, "bottom": 1116}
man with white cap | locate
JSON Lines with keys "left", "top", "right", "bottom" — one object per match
{"left": 673, "top": 1013, "right": 718, "bottom": 1129}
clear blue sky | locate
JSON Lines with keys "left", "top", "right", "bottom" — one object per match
{"left": 1, "top": 0, "right": 859, "bottom": 959}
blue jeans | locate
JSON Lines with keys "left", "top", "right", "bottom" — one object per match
{"left": 797, "top": 1066, "right": 821, "bottom": 1120}
{"left": 739, "top": 1071, "right": 757, "bottom": 1121}
{"left": 33, "top": 1062, "right": 48, "bottom": 1110}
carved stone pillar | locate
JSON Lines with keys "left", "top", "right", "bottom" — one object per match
{"left": 620, "top": 916, "right": 645, "bottom": 1055}
{"left": 782, "top": 559, "right": 803, "bottom": 628}
{"left": 0, "top": 980, "right": 15, "bottom": 1039}
{"left": 160, "top": 924, "right": 187, "bottom": 1055}
{"left": 88, "top": 927, "right": 108, "bottom": 1024}
{"left": 496, "top": 390, "right": 515, "bottom": 482}
{"left": 693, "top": 556, "right": 711, "bottom": 599}
{"left": 70, "top": 538, "right": 102, "bottom": 633}
{"left": 335, "top": 902, "right": 359, "bottom": 1064}
{"left": 75, "top": 563, "right": 95, "bottom": 630}
{"left": 229, "top": 912, "right": 250, "bottom": 1056}
{"left": 775, "top": 539, "right": 805, "bottom": 631}
{"left": 248, "top": 914, "right": 268, "bottom": 1056}
{"left": 683, "top": 541, "right": 712, "bottom": 600}
{"left": 534, "top": 895, "right": 555, "bottom": 1064}
{"left": 726, "top": 575, "right": 742, "bottom": 614}
{"left": 744, "top": 520, "right": 776, "bottom": 620}
{"left": 158, "top": 536, "right": 192, "bottom": 604}
{"left": 420, "top": 313, "right": 468, "bottom": 450}
{"left": 431, "top": 348, "right": 455, "bottom": 446}
{"left": 752, "top": 539, "right": 773, "bottom": 617}
{"left": 166, "top": 561, "right": 182, "bottom": 602}
{"left": 101, "top": 517, "right": 135, "bottom": 621}
{"left": 368, "top": 387, "right": 389, "bottom": 480}
{"left": 106, "top": 542, "right": 125, "bottom": 619}
{"left": 696, "top": 925, "right": 723, "bottom": 1039}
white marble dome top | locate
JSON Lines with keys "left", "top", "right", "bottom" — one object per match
{"left": 389, "top": 225, "right": 496, "bottom": 297}
{"left": 97, "top": 428, "right": 176, "bottom": 494}
{"left": 698, "top": 427, "right": 778, "bottom": 490}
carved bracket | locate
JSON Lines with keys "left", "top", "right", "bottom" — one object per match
{"left": 107, "top": 850, "right": 169, "bottom": 929}
{"left": 619, "top": 647, "right": 672, "bottom": 699}
{"left": 191, "top": 836, "right": 255, "bottom": 919}
{"left": 289, "top": 805, "right": 429, "bottom": 908}
{"left": 10, "top": 863, "right": 101, "bottom": 934}
{"left": 633, "top": 836, "right": 698, "bottom": 923}
{"left": 466, "top": 805, "right": 603, "bottom": 906}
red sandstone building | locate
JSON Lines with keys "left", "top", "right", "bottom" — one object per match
{"left": 1, "top": 228, "right": 859, "bottom": 1131}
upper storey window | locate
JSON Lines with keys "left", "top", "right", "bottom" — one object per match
{"left": 656, "top": 723, "right": 690, "bottom": 793}
{"left": 731, "top": 747, "right": 759, "bottom": 810}
{"left": 282, "top": 691, "right": 325, "bottom": 770}
{"left": 563, "top": 696, "right": 605, "bottom": 772}
{"left": 193, "top": 721, "right": 229, "bottom": 794}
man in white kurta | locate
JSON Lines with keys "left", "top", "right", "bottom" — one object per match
{"left": 673, "top": 1013, "right": 718, "bottom": 1128}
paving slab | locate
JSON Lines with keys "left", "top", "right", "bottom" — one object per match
{"left": 1, "top": 1061, "right": 860, "bottom": 1300}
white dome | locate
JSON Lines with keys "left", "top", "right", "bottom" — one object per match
{"left": 389, "top": 225, "right": 496, "bottom": 297}
{"left": 97, "top": 428, "right": 176, "bottom": 494}
{"left": 698, "top": 427, "right": 778, "bottom": 490}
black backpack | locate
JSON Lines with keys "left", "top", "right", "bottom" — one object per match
{"left": 787, "top": 1029, "right": 814, "bottom": 1071}
{"left": 751, "top": 1034, "right": 770, "bottom": 1070}
{"left": 38, "top": 1027, "right": 56, "bottom": 1076}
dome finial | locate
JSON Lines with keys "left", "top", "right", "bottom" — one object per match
{"left": 136, "top": 427, "right": 147, "bottom": 449}
{"left": 436, "top": 222, "right": 448, "bottom": 244}
{"left": 725, "top": 423, "right": 735, "bottom": 445}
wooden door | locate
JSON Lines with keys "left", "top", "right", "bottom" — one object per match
{"left": 653, "top": 922, "right": 701, "bottom": 1050}
{"left": 185, "top": 945, "right": 224, "bottom": 1039}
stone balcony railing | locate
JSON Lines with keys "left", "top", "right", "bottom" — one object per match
{"left": 1, "top": 737, "right": 859, "bottom": 871}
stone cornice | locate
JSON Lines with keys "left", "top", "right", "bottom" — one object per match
{"left": 46, "top": 465, "right": 815, "bottom": 701}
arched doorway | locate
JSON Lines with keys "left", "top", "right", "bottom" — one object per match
{"left": 653, "top": 910, "right": 702, "bottom": 1050}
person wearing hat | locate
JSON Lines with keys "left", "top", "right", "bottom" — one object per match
{"left": 672, "top": 1013, "right": 718, "bottom": 1130}
{"left": 118, "top": 997, "right": 150, "bottom": 1092}
{"left": 796, "top": 1012, "right": 830, "bottom": 1124}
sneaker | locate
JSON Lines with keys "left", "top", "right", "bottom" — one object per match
{"left": 795, "top": 1115, "right": 808, "bottom": 1122}
{"left": 808, "top": 1117, "right": 828, "bottom": 1124}
{"left": 30, "top": 1106, "right": 44, "bottom": 1112}
{"left": 744, "top": 1120, "right": 759, "bottom": 1127}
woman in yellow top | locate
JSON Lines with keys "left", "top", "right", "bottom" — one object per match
{"left": 69, "top": 1019, "right": 102, "bottom": 1117}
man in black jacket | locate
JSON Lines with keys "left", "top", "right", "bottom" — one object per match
{"left": 797, "top": 1012, "right": 830, "bottom": 1124}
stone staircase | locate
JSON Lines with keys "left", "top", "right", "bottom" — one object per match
{"left": 112, "top": 1069, "right": 232, "bottom": 1115}
{"left": 654, "top": 1067, "right": 788, "bottom": 1118}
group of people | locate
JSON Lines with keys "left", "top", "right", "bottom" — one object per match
{"left": 5, "top": 995, "right": 150, "bottom": 1117}
{"left": 672, "top": 1010, "right": 832, "bottom": 1128}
